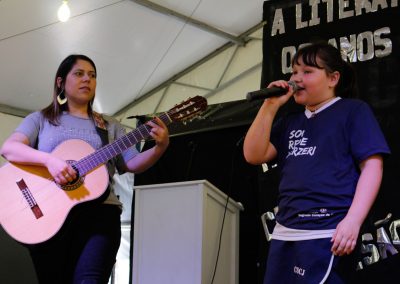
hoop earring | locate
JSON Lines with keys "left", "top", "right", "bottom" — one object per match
{"left": 57, "top": 89, "right": 67, "bottom": 105}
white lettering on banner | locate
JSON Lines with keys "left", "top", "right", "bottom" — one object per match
{"left": 270, "top": 0, "right": 398, "bottom": 37}
{"left": 281, "top": 46, "right": 297, "bottom": 74}
{"left": 355, "top": 0, "right": 373, "bottom": 15}
{"left": 374, "top": 27, "right": 392, "bottom": 58}
{"left": 309, "top": 0, "right": 321, "bottom": 26}
{"left": 322, "top": 0, "right": 334, "bottom": 22}
{"left": 295, "top": 4, "right": 308, "bottom": 29}
{"left": 357, "top": 217, "right": 400, "bottom": 270}
{"left": 271, "top": 8, "right": 285, "bottom": 36}
{"left": 281, "top": 27, "right": 392, "bottom": 74}
{"left": 339, "top": 0, "right": 354, "bottom": 19}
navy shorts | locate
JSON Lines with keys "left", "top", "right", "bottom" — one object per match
{"left": 264, "top": 238, "right": 344, "bottom": 284}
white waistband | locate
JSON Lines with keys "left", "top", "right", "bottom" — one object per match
{"left": 272, "top": 222, "right": 335, "bottom": 241}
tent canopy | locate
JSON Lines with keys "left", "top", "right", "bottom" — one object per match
{"left": 0, "top": 0, "right": 266, "bottom": 120}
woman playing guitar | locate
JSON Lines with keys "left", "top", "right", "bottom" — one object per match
{"left": 0, "top": 54, "right": 170, "bottom": 284}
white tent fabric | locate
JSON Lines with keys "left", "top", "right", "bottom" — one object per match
{"left": 0, "top": 0, "right": 266, "bottom": 120}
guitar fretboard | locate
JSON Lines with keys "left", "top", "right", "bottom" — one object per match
{"left": 74, "top": 112, "right": 172, "bottom": 176}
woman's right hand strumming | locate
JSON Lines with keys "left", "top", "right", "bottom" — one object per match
{"left": 45, "top": 155, "right": 76, "bottom": 185}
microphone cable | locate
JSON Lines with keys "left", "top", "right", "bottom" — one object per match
{"left": 210, "top": 135, "right": 244, "bottom": 284}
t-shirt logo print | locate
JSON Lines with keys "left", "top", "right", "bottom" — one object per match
{"left": 286, "top": 129, "right": 316, "bottom": 158}
{"left": 293, "top": 265, "right": 306, "bottom": 276}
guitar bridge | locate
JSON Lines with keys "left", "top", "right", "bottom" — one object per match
{"left": 16, "top": 179, "right": 43, "bottom": 219}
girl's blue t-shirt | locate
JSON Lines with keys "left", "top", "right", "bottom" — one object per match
{"left": 270, "top": 98, "right": 390, "bottom": 230}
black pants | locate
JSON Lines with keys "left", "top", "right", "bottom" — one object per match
{"left": 28, "top": 204, "right": 122, "bottom": 284}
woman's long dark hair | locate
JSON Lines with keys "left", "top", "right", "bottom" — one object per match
{"left": 41, "top": 54, "right": 97, "bottom": 125}
{"left": 292, "top": 41, "right": 358, "bottom": 98}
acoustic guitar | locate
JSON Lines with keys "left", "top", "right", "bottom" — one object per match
{"left": 0, "top": 96, "right": 207, "bottom": 244}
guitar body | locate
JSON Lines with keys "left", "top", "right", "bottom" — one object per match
{"left": 0, "top": 139, "right": 109, "bottom": 244}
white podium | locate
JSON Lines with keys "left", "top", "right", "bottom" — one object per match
{"left": 132, "top": 180, "right": 244, "bottom": 284}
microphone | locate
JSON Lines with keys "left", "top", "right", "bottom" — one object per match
{"left": 246, "top": 81, "right": 300, "bottom": 102}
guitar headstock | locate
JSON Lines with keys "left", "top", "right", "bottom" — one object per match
{"left": 168, "top": 96, "right": 208, "bottom": 123}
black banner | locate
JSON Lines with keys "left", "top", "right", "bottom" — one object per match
{"left": 262, "top": 0, "right": 399, "bottom": 91}
{"left": 262, "top": 0, "right": 400, "bottom": 279}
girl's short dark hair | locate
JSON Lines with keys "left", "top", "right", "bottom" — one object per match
{"left": 292, "top": 41, "right": 358, "bottom": 98}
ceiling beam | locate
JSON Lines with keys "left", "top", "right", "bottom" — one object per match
{"left": 0, "top": 104, "right": 31, "bottom": 118}
{"left": 132, "top": 0, "right": 247, "bottom": 46}
{"left": 114, "top": 21, "right": 265, "bottom": 118}
{"left": 115, "top": 41, "right": 235, "bottom": 118}
{"left": 203, "top": 62, "right": 262, "bottom": 99}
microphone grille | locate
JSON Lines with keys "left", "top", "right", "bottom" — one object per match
{"left": 287, "top": 81, "right": 298, "bottom": 92}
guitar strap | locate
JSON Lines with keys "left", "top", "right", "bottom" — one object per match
{"left": 92, "top": 111, "right": 109, "bottom": 145}
{"left": 92, "top": 111, "right": 112, "bottom": 202}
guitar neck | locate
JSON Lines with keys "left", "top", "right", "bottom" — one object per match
{"left": 74, "top": 112, "right": 172, "bottom": 176}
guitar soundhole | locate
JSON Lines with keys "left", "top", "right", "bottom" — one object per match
{"left": 59, "top": 176, "right": 85, "bottom": 191}
{"left": 57, "top": 160, "right": 85, "bottom": 191}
